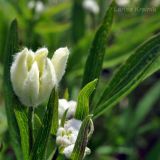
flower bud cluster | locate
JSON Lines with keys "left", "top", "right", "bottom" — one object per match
{"left": 56, "top": 119, "right": 91, "bottom": 158}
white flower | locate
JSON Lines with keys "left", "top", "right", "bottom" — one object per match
{"left": 28, "top": 1, "right": 45, "bottom": 13}
{"left": 56, "top": 119, "right": 81, "bottom": 147}
{"left": 56, "top": 118, "right": 91, "bottom": 159}
{"left": 28, "top": 1, "right": 35, "bottom": 9}
{"left": 10, "top": 47, "right": 69, "bottom": 106}
{"left": 36, "top": 1, "right": 44, "bottom": 13}
{"left": 83, "top": 0, "right": 100, "bottom": 14}
{"left": 116, "top": 0, "right": 130, "bottom": 6}
{"left": 63, "top": 144, "right": 91, "bottom": 159}
{"left": 58, "top": 99, "right": 77, "bottom": 119}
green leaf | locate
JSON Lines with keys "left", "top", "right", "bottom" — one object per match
{"left": 51, "top": 90, "right": 59, "bottom": 135}
{"left": 75, "top": 79, "right": 98, "bottom": 120}
{"left": 42, "top": 2, "right": 71, "bottom": 17}
{"left": 103, "top": 13, "right": 160, "bottom": 68}
{"left": 3, "top": 19, "right": 22, "bottom": 160}
{"left": 71, "top": 0, "right": 85, "bottom": 43}
{"left": 82, "top": 1, "right": 115, "bottom": 87}
{"left": 14, "top": 105, "right": 29, "bottom": 160}
{"left": 71, "top": 116, "right": 92, "bottom": 160}
{"left": 93, "top": 33, "right": 160, "bottom": 118}
{"left": 60, "top": 109, "right": 68, "bottom": 127}
{"left": 30, "top": 89, "right": 58, "bottom": 160}
{"left": 143, "top": 52, "right": 160, "bottom": 80}
{"left": 131, "top": 81, "right": 160, "bottom": 129}
{"left": 33, "top": 114, "right": 43, "bottom": 140}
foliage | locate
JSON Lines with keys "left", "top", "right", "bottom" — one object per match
{"left": 0, "top": 0, "right": 160, "bottom": 160}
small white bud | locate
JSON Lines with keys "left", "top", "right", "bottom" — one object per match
{"left": 83, "top": 0, "right": 100, "bottom": 14}
{"left": 51, "top": 47, "right": 69, "bottom": 82}
{"left": 58, "top": 99, "right": 77, "bottom": 119}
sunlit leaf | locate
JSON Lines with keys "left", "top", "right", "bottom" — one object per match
{"left": 75, "top": 79, "right": 97, "bottom": 120}
{"left": 94, "top": 33, "right": 160, "bottom": 118}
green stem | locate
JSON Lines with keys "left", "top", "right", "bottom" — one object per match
{"left": 28, "top": 107, "right": 34, "bottom": 152}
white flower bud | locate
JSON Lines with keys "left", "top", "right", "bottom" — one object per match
{"left": 51, "top": 47, "right": 69, "bottom": 82}
{"left": 58, "top": 99, "right": 77, "bottom": 119}
{"left": 56, "top": 119, "right": 81, "bottom": 147}
{"left": 10, "top": 47, "right": 69, "bottom": 107}
{"left": 83, "top": 0, "right": 100, "bottom": 14}
{"left": 56, "top": 118, "right": 91, "bottom": 159}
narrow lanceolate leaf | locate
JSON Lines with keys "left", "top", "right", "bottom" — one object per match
{"left": 3, "top": 19, "right": 22, "bottom": 160}
{"left": 75, "top": 79, "right": 98, "bottom": 120}
{"left": 51, "top": 90, "right": 58, "bottom": 135}
{"left": 14, "top": 105, "right": 29, "bottom": 160}
{"left": 71, "top": 116, "right": 92, "bottom": 160}
{"left": 143, "top": 52, "right": 160, "bottom": 80}
{"left": 93, "top": 33, "right": 160, "bottom": 118}
{"left": 82, "top": 1, "right": 115, "bottom": 87}
{"left": 30, "top": 89, "right": 58, "bottom": 160}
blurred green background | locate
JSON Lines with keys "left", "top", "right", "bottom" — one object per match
{"left": 0, "top": 0, "right": 160, "bottom": 159}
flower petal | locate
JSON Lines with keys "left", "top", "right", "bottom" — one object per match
{"left": 10, "top": 48, "right": 28, "bottom": 96}
{"left": 38, "top": 58, "right": 56, "bottom": 104}
{"left": 51, "top": 47, "right": 69, "bottom": 82}
{"left": 22, "top": 62, "right": 39, "bottom": 106}
{"left": 35, "top": 48, "right": 48, "bottom": 75}
{"left": 63, "top": 144, "right": 74, "bottom": 158}
{"left": 58, "top": 99, "right": 69, "bottom": 118}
